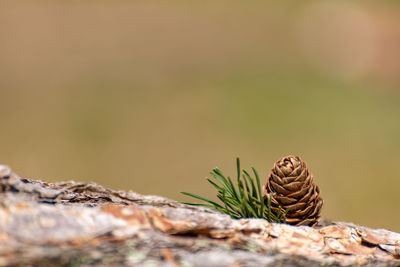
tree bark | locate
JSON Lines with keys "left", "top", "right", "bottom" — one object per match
{"left": 0, "top": 165, "right": 398, "bottom": 266}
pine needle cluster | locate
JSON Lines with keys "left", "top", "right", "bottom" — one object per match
{"left": 180, "top": 158, "right": 287, "bottom": 222}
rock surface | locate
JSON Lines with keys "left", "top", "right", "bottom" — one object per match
{"left": 0, "top": 165, "right": 399, "bottom": 267}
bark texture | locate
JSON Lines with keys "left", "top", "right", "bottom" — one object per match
{"left": 0, "top": 165, "right": 399, "bottom": 267}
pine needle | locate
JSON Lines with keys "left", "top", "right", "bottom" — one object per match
{"left": 180, "top": 158, "right": 287, "bottom": 223}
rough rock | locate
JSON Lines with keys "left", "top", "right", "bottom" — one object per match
{"left": 0, "top": 165, "right": 399, "bottom": 267}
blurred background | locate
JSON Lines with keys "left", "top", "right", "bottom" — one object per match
{"left": 1, "top": 1, "right": 399, "bottom": 231}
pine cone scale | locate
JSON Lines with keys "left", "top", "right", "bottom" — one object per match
{"left": 294, "top": 169, "right": 308, "bottom": 181}
{"left": 297, "top": 187, "right": 313, "bottom": 203}
{"left": 281, "top": 176, "right": 297, "bottom": 183}
{"left": 271, "top": 173, "right": 285, "bottom": 184}
{"left": 264, "top": 155, "right": 323, "bottom": 227}
{"left": 309, "top": 200, "right": 323, "bottom": 217}
{"left": 274, "top": 165, "right": 285, "bottom": 177}
{"left": 296, "top": 218, "right": 314, "bottom": 226}
{"left": 291, "top": 166, "right": 302, "bottom": 176}
{"left": 282, "top": 167, "right": 293, "bottom": 176}
{"left": 269, "top": 180, "right": 292, "bottom": 195}
{"left": 274, "top": 195, "right": 297, "bottom": 204}
{"left": 294, "top": 204, "right": 313, "bottom": 217}
{"left": 285, "top": 202, "right": 307, "bottom": 211}
{"left": 285, "top": 218, "right": 301, "bottom": 224}
{"left": 287, "top": 185, "right": 309, "bottom": 198}
{"left": 282, "top": 181, "right": 303, "bottom": 191}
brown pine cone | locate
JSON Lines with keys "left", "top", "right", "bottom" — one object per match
{"left": 264, "top": 155, "right": 323, "bottom": 226}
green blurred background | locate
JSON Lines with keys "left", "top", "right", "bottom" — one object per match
{"left": 1, "top": 1, "right": 399, "bottom": 231}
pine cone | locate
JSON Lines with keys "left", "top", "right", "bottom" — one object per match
{"left": 264, "top": 156, "right": 323, "bottom": 226}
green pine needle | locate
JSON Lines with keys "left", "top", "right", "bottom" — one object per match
{"left": 180, "top": 158, "right": 287, "bottom": 223}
